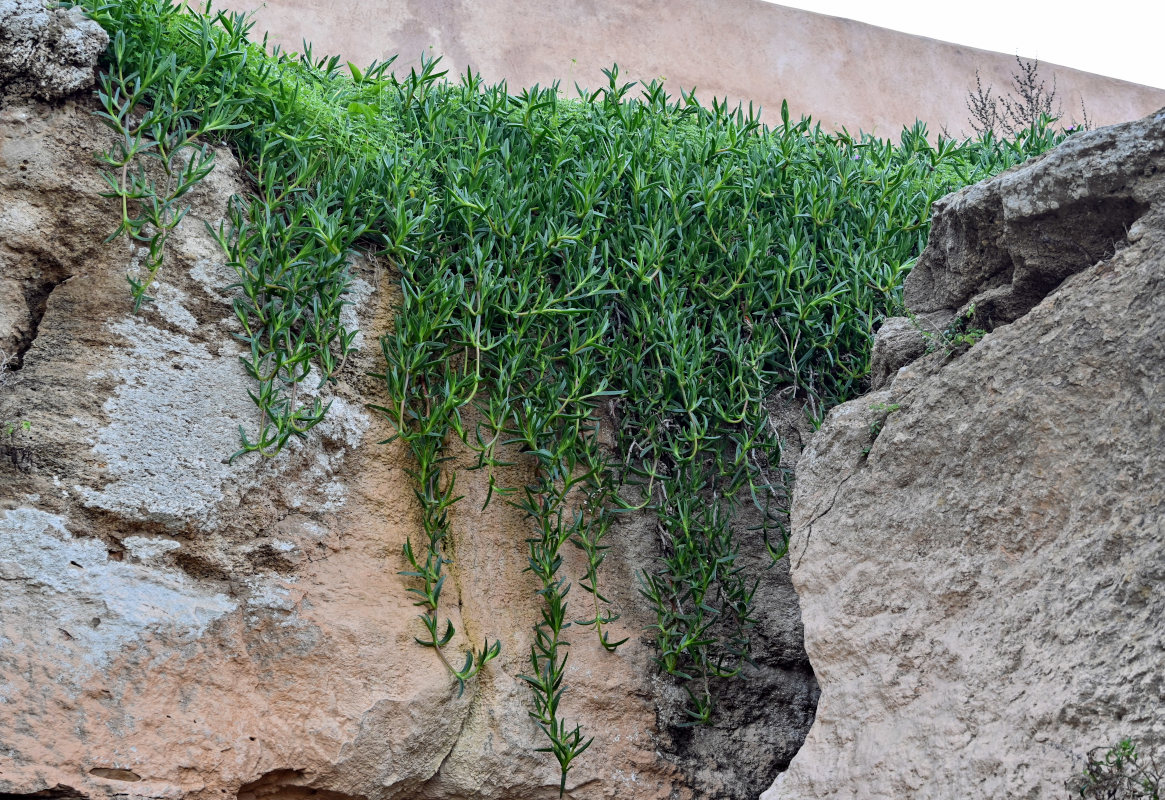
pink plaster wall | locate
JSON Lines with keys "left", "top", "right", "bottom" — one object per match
{"left": 220, "top": 0, "right": 1165, "bottom": 136}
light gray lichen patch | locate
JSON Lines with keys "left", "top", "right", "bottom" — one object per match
{"left": 340, "top": 275, "right": 373, "bottom": 352}
{"left": 0, "top": 508, "right": 236, "bottom": 687}
{"left": 147, "top": 281, "right": 199, "bottom": 332}
{"left": 121, "top": 535, "right": 182, "bottom": 564}
{"left": 77, "top": 315, "right": 369, "bottom": 528}
{"left": 76, "top": 316, "right": 257, "bottom": 526}
{"left": 314, "top": 395, "right": 369, "bottom": 450}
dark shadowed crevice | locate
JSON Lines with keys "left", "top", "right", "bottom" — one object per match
{"left": 172, "top": 549, "right": 233, "bottom": 582}
{"left": 237, "top": 770, "right": 367, "bottom": 800}
{"left": 6, "top": 264, "right": 71, "bottom": 371}
{"left": 87, "top": 769, "right": 140, "bottom": 782}
{"left": 0, "top": 786, "right": 89, "bottom": 800}
{"left": 958, "top": 198, "right": 1147, "bottom": 333}
{"left": 655, "top": 486, "right": 821, "bottom": 800}
{"left": 649, "top": 410, "right": 823, "bottom": 799}
{"left": 997, "top": 196, "right": 1152, "bottom": 325}
{"left": 663, "top": 662, "right": 819, "bottom": 799}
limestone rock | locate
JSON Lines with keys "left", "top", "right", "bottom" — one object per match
{"left": 0, "top": 94, "right": 814, "bottom": 800}
{"left": 768, "top": 110, "right": 1165, "bottom": 799}
{"left": 867, "top": 311, "right": 952, "bottom": 391}
{"left": 905, "top": 107, "right": 1165, "bottom": 328}
{"left": 0, "top": 0, "right": 108, "bottom": 101}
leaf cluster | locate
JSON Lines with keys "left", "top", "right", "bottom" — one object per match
{"left": 94, "top": 24, "right": 245, "bottom": 309}
{"left": 86, "top": 0, "right": 417, "bottom": 453}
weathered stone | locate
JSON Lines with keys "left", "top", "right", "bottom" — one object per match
{"left": 0, "top": 96, "right": 814, "bottom": 800}
{"left": 0, "top": 0, "right": 108, "bottom": 101}
{"left": 0, "top": 276, "right": 30, "bottom": 360}
{"left": 867, "top": 311, "right": 953, "bottom": 391}
{"left": 904, "top": 108, "right": 1165, "bottom": 327}
{"left": 768, "top": 110, "right": 1165, "bottom": 799}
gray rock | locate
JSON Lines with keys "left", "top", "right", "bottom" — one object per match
{"left": 0, "top": 276, "right": 31, "bottom": 360}
{"left": 868, "top": 312, "right": 952, "bottom": 390}
{"left": 767, "top": 109, "right": 1165, "bottom": 799}
{"left": 904, "top": 108, "right": 1165, "bottom": 327}
{"left": 0, "top": 0, "right": 108, "bottom": 101}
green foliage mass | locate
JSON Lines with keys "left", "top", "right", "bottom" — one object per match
{"left": 79, "top": 0, "right": 1068, "bottom": 790}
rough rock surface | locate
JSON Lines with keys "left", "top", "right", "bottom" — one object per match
{"left": 0, "top": 0, "right": 108, "bottom": 101}
{"left": 767, "top": 109, "right": 1165, "bottom": 799}
{"left": 0, "top": 77, "right": 815, "bottom": 800}
{"left": 867, "top": 311, "right": 952, "bottom": 391}
{"left": 905, "top": 108, "right": 1164, "bottom": 327}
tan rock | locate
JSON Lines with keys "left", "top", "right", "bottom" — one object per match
{"left": 0, "top": 94, "right": 813, "bottom": 800}
{"left": 768, "top": 111, "right": 1165, "bottom": 799}
{"left": 867, "top": 312, "right": 952, "bottom": 391}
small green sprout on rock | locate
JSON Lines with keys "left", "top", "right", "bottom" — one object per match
{"left": 1072, "top": 738, "right": 1161, "bottom": 799}
{"left": 863, "top": 402, "right": 901, "bottom": 456}
{"left": 3, "top": 419, "right": 31, "bottom": 437}
{"left": 930, "top": 304, "right": 987, "bottom": 357}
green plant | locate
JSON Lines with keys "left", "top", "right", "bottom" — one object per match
{"left": 867, "top": 402, "right": 901, "bottom": 440}
{"left": 1072, "top": 739, "right": 1161, "bottom": 799}
{"left": 937, "top": 304, "right": 986, "bottom": 355}
{"left": 79, "top": 0, "right": 1068, "bottom": 788}
{"left": 1, "top": 416, "right": 33, "bottom": 473}
{"left": 3, "top": 419, "right": 31, "bottom": 437}
{"left": 369, "top": 316, "right": 501, "bottom": 696}
{"left": 913, "top": 304, "right": 987, "bottom": 358}
{"left": 93, "top": 27, "right": 246, "bottom": 310}
{"left": 88, "top": 0, "right": 390, "bottom": 457}
{"left": 946, "top": 327, "right": 986, "bottom": 351}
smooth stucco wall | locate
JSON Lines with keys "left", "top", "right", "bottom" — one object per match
{"left": 220, "top": 0, "right": 1165, "bottom": 136}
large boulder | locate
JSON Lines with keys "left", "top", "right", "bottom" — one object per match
{"left": 0, "top": 38, "right": 815, "bottom": 800}
{"left": 904, "top": 107, "right": 1165, "bottom": 327}
{"left": 767, "top": 109, "right": 1165, "bottom": 798}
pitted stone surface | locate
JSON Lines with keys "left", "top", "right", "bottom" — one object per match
{"left": 0, "top": 0, "right": 108, "bottom": 101}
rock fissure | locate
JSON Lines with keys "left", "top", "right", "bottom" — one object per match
{"left": 421, "top": 686, "right": 492, "bottom": 796}
{"left": 793, "top": 468, "right": 859, "bottom": 572}
{"left": 5, "top": 269, "right": 71, "bottom": 371}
